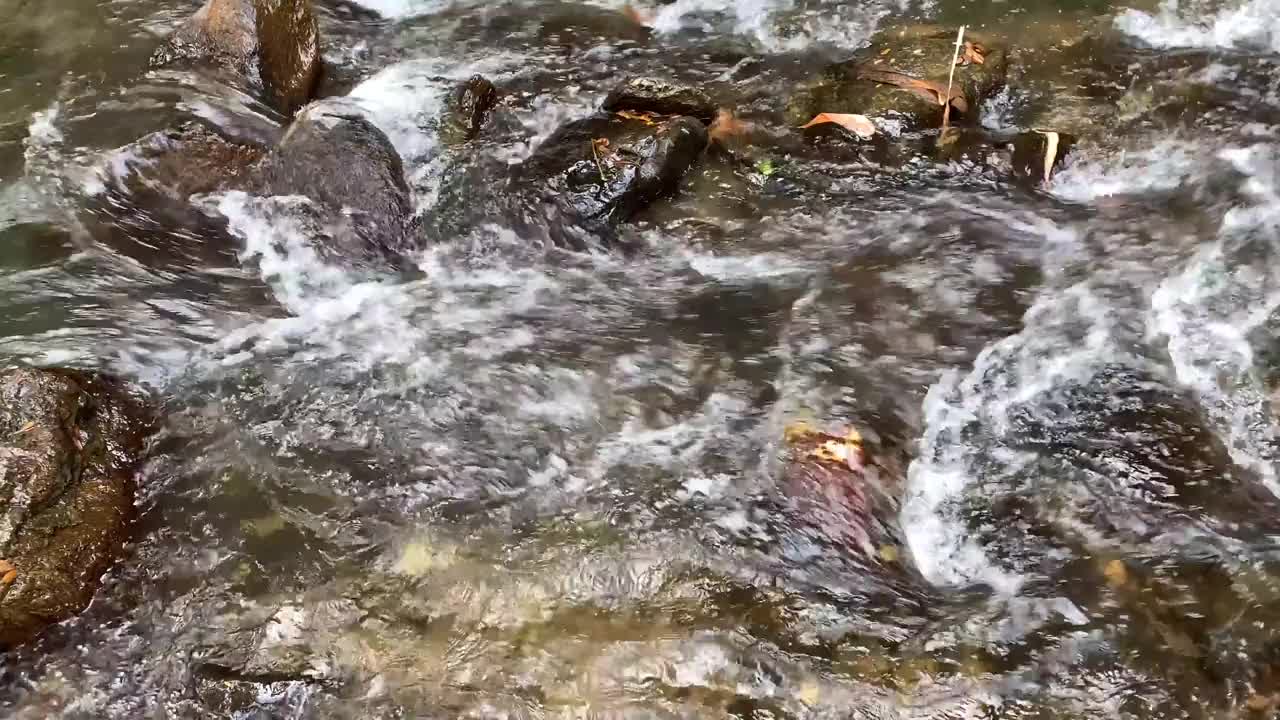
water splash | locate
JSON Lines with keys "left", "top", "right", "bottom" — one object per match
{"left": 1116, "top": 0, "right": 1280, "bottom": 54}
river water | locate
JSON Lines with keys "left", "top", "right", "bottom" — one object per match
{"left": 2, "top": 0, "right": 1280, "bottom": 717}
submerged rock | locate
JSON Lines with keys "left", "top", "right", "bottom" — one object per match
{"left": 788, "top": 25, "right": 1008, "bottom": 131}
{"left": 439, "top": 75, "right": 499, "bottom": 147}
{"left": 514, "top": 109, "right": 708, "bottom": 248}
{"left": 254, "top": 100, "right": 416, "bottom": 258}
{"left": 781, "top": 422, "right": 911, "bottom": 569}
{"left": 0, "top": 368, "right": 151, "bottom": 647}
{"left": 151, "top": 0, "right": 322, "bottom": 116}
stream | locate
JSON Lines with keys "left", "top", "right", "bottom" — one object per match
{"left": 3, "top": 0, "right": 1280, "bottom": 717}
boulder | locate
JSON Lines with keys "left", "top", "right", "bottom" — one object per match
{"left": 0, "top": 368, "right": 152, "bottom": 647}
{"left": 152, "top": 0, "right": 322, "bottom": 116}
{"left": 439, "top": 75, "right": 499, "bottom": 147}
{"left": 788, "top": 25, "right": 1008, "bottom": 131}
{"left": 513, "top": 109, "right": 708, "bottom": 248}
{"left": 253, "top": 100, "right": 416, "bottom": 258}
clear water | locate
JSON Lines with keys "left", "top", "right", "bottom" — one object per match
{"left": 2, "top": 0, "right": 1280, "bottom": 717}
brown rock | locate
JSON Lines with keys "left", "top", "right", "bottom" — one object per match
{"left": 0, "top": 368, "right": 152, "bottom": 647}
{"left": 440, "top": 75, "right": 499, "bottom": 146}
{"left": 152, "top": 0, "right": 322, "bottom": 116}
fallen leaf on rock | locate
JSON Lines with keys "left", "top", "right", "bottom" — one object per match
{"left": 13, "top": 420, "right": 36, "bottom": 435}
{"left": 800, "top": 112, "right": 876, "bottom": 139}
{"left": 1103, "top": 559, "right": 1128, "bottom": 587}
{"left": 855, "top": 67, "right": 968, "bottom": 113}
{"left": 615, "top": 109, "right": 659, "bottom": 125}
{"left": 808, "top": 427, "right": 865, "bottom": 471}
{"left": 957, "top": 41, "right": 986, "bottom": 66}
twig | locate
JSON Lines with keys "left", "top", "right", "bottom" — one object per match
{"left": 591, "top": 139, "right": 607, "bottom": 184}
{"left": 942, "top": 25, "right": 965, "bottom": 130}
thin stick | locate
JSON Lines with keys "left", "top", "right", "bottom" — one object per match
{"left": 591, "top": 140, "right": 606, "bottom": 183}
{"left": 942, "top": 25, "right": 965, "bottom": 130}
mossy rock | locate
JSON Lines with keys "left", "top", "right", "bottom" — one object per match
{"left": 788, "top": 25, "right": 1009, "bottom": 131}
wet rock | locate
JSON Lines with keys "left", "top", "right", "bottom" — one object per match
{"left": 788, "top": 25, "right": 1008, "bottom": 131}
{"left": 514, "top": 110, "right": 708, "bottom": 248}
{"left": 1010, "top": 130, "right": 1076, "bottom": 184}
{"left": 603, "top": 77, "right": 717, "bottom": 124}
{"left": 781, "top": 422, "right": 910, "bottom": 569}
{"left": 152, "top": 0, "right": 322, "bottom": 116}
{"left": 0, "top": 368, "right": 152, "bottom": 647}
{"left": 439, "top": 75, "right": 498, "bottom": 147}
{"left": 126, "top": 122, "right": 267, "bottom": 200}
{"left": 253, "top": 100, "right": 415, "bottom": 258}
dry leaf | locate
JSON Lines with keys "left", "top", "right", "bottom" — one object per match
{"left": 615, "top": 109, "right": 659, "bottom": 125}
{"left": 622, "top": 3, "right": 653, "bottom": 26}
{"left": 13, "top": 420, "right": 36, "bottom": 435}
{"left": 800, "top": 112, "right": 876, "bottom": 139}
{"left": 1036, "top": 129, "right": 1061, "bottom": 183}
{"left": 708, "top": 108, "right": 750, "bottom": 145}
{"left": 807, "top": 427, "right": 865, "bottom": 471}
{"left": 1103, "top": 559, "right": 1128, "bottom": 587}
{"left": 855, "top": 68, "right": 969, "bottom": 113}
{"left": 956, "top": 41, "right": 986, "bottom": 66}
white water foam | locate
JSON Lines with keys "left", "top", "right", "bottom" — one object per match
{"left": 346, "top": 0, "right": 452, "bottom": 19}
{"left": 1116, "top": 0, "right": 1280, "bottom": 54}
{"left": 1050, "top": 139, "right": 1205, "bottom": 202}
{"left": 1148, "top": 142, "right": 1280, "bottom": 492}
{"left": 902, "top": 281, "right": 1126, "bottom": 594}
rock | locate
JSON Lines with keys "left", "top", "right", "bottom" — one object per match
{"left": 0, "top": 368, "right": 152, "bottom": 647}
{"left": 781, "top": 422, "right": 911, "bottom": 568}
{"left": 1010, "top": 130, "right": 1076, "bottom": 184}
{"left": 513, "top": 110, "right": 708, "bottom": 248}
{"left": 439, "top": 75, "right": 498, "bottom": 147}
{"left": 253, "top": 100, "right": 416, "bottom": 258}
{"left": 788, "top": 25, "right": 1008, "bottom": 131}
{"left": 603, "top": 77, "right": 718, "bottom": 124}
{"left": 152, "top": 0, "right": 322, "bottom": 116}
{"left": 126, "top": 122, "right": 268, "bottom": 200}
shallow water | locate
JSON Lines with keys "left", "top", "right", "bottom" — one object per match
{"left": 2, "top": 0, "right": 1280, "bottom": 717}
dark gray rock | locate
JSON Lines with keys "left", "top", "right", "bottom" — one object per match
{"left": 513, "top": 111, "right": 708, "bottom": 248}
{"left": 152, "top": 0, "right": 322, "bottom": 116}
{"left": 0, "top": 368, "right": 152, "bottom": 647}
{"left": 253, "top": 101, "right": 416, "bottom": 258}
{"left": 603, "top": 77, "right": 717, "bottom": 124}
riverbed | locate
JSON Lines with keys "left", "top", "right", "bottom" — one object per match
{"left": 2, "top": 0, "right": 1280, "bottom": 717}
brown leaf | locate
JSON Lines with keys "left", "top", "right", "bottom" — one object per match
{"left": 622, "top": 3, "right": 653, "bottom": 27}
{"left": 615, "top": 109, "right": 659, "bottom": 125}
{"left": 800, "top": 112, "right": 876, "bottom": 139}
{"left": 854, "top": 67, "right": 969, "bottom": 113}
{"left": 956, "top": 41, "right": 986, "bottom": 66}
{"left": 708, "top": 108, "right": 749, "bottom": 145}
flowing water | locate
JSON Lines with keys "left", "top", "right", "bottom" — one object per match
{"left": 3, "top": 0, "right": 1280, "bottom": 717}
